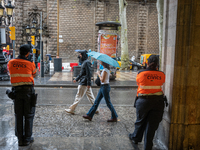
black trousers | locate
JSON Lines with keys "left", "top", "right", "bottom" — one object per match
{"left": 13, "top": 86, "right": 35, "bottom": 142}
{"left": 130, "top": 95, "right": 164, "bottom": 150}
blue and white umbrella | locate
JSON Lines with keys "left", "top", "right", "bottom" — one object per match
{"left": 87, "top": 51, "right": 120, "bottom": 68}
{"left": 75, "top": 49, "right": 82, "bottom": 52}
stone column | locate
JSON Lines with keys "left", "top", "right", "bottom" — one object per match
{"left": 94, "top": 1, "right": 105, "bottom": 51}
{"left": 156, "top": 0, "right": 164, "bottom": 69}
{"left": 156, "top": 0, "right": 200, "bottom": 149}
{"left": 47, "top": 0, "right": 58, "bottom": 57}
{"left": 14, "top": 0, "right": 24, "bottom": 55}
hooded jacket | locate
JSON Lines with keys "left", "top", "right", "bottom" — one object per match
{"left": 75, "top": 50, "right": 92, "bottom": 86}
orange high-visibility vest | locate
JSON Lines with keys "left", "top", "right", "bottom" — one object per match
{"left": 8, "top": 59, "right": 37, "bottom": 86}
{"left": 136, "top": 70, "right": 165, "bottom": 96}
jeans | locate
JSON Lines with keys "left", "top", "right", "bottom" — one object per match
{"left": 129, "top": 96, "right": 164, "bottom": 150}
{"left": 14, "top": 86, "right": 35, "bottom": 142}
{"left": 87, "top": 84, "right": 118, "bottom": 119}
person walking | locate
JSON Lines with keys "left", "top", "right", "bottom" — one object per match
{"left": 83, "top": 61, "right": 118, "bottom": 122}
{"left": 65, "top": 50, "right": 98, "bottom": 114}
{"left": 4, "top": 52, "right": 9, "bottom": 62}
{"left": 129, "top": 55, "right": 166, "bottom": 150}
{"left": 7, "top": 44, "right": 37, "bottom": 146}
{"left": 9, "top": 52, "right": 13, "bottom": 60}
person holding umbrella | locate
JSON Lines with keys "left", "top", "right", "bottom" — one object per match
{"left": 83, "top": 60, "right": 118, "bottom": 122}
{"left": 65, "top": 50, "right": 99, "bottom": 114}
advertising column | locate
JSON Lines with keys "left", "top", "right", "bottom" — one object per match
{"left": 98, "top": 30, "right": 118, "bottom": 79}
{"left": 99, "top": 31, "right": 118, "bottom": 58}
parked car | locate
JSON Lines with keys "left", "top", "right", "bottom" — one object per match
{"left": 129, "top": 60, "right": 143, "bottom": 71}
{"left": 116, "top": 57, "right": 142, "bottom": 71}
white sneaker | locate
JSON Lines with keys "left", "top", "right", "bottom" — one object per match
{"left": 65, "top": 109, "right": 75, "bottom": 115}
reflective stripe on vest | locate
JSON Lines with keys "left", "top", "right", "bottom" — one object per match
{"left": 33, "top": 68, "right": 37, "bottom": 74}
{"left": 12, "top": 82, "right": 33, "bottom": 86}
{"left": 140, "top": 85, "right": 161, "bottom": 89}
{"left": 8, "top": 58, "right": 36, "bottom": 86}
{"left": 10, "top": 73, "right": 32, "bottom": 78}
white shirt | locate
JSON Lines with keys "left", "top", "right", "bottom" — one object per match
{"left": 100, "top": 68, "right": 110, "bottom": 84}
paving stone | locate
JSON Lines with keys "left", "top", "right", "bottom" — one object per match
{"left": 0, "top": 86, "right": 166, "bottom": 150}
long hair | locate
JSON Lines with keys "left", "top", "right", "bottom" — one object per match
{"left": 148, "top": 62, "right": 158, "bottom": 70}
{"left": 148, "top": 55, "right": 159, "bottom": 70}
{"left": 101, "top": 61, "right": 110, "bottom": 70}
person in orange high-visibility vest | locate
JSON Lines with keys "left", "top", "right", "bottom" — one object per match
{"left": 8, "top": 44, "right": 37, "bottom": 146}
{"left": 129, "top": 55, "right": 167, "bottom": 150}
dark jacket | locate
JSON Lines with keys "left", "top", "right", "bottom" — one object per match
{"left": 75, "top": 50, "right": 92, "bottom": 86}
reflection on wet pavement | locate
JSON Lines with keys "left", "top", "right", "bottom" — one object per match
{"left": 0, "top": 87, "right": 166, "bottom": 150}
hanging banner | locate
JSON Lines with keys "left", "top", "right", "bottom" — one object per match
{"left": 100, "top": 34, "right": 117, "bottom": 58}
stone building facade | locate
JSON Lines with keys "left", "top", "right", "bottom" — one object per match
{"left": 13, "top": 0, "right": 158, "bottom": 62}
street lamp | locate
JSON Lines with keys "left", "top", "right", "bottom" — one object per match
{"left": 0, "top": 1, "right": 15, "bottom": 26}
{"left": 38, "top": 27, "right": 42, "bottom": 34}
{"left": 0, "top": 4, "right": 4, "bottom": 17}
{"left": 22, "top": 6, "right": 49, "bottom": 77}
{"left": 26, "top": 25, "right": 31, "bottom": 34}
{"left": 5, "top": 1, "right": 15, "bottom": 16}
{"left": 32, "top": 19, "right": 37, "bottom": 27}
{"left": 0, "top": 1, "right": 15, "bottom": 61}
{"left": 31, "top": 26, "right": 36, "bottom": 35}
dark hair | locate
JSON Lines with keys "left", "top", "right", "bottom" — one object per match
{"left": 148, "top": 55, "right": 159, "bottom": 70}
{"left": 101, "top": 61, "right": 110, "bottom": 70}
{"left": 19, "top": 44, "right": 31, "bottom": 56}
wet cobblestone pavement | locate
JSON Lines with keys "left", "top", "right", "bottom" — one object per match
{"left": 0, "top": 105, "right": 166, "bottom": 150}
{"left": 0, "top": 69, "right": 166, "bottom": 150}
{"left": 0, "top": 70, "right": 137, "bottom": 87}
{"left": 0, "top": 86, "right": 166, "bottom": 150}
{"left": 33, "top": 106, "right": 136, "bottom": 138}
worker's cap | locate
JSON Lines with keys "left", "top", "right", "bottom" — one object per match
{"left": 19, "top": 44, "right": 31, "bottom": 54}
{"left": 148, "top": 55, "right": 159, "bottom": 64}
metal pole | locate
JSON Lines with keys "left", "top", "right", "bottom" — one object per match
{"left": 13, "top": 40, "right": 15, "bottom": 58}
{"left": 40, "top": 12, "right": 44, "bottom": 77}
{"left": 57, "top": 0, "right": 59, "bottom": 57}
{"left": 33, "top": 37, "right": 35, "bottom": 63}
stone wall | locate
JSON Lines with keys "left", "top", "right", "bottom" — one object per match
{"left": 14, "top": 0, "right": 159, "bottom": 62}
{"left": 155, "top": 0, "right": 177, "bottom": 148}
{"left": 58, "top": 0, "right": 95, "bottom": 61}
{"left": 147, "top": 3, "right": 159, "bottom": 54}
{"left": 14, "top": 0, "right": 48, "bottom": 55}
{"left": 14, "top": 0, "right": 24, "bottom": 49}
{"left": 48, "top": 0, "right": 58, "bottom": 56}
{"left": 105, "top": 0, "right": 158, "bottom": 60}
{"left": 157, "top": 0, "right": 200, "bottom": 149}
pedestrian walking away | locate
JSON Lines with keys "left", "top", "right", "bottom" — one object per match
{"left": 6, "top": 44, "right": 38, "bottom": 147}
{"left": 65, "top": 50, "right": 99, "bottom": 114}
{"left": 83, "top": 61, "right": 118, "bottom": 122}
{"left": 129, "top": 55, "right": 167, "bottom": 150}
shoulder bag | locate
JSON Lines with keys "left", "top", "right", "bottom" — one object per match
{"left": 95, "top": 76, "right": 101, "bottom": 86}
